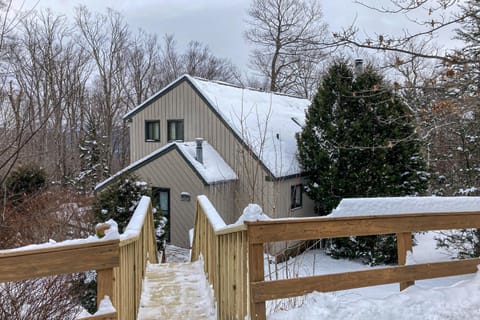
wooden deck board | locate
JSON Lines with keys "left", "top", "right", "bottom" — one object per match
{"left": 137, "top": 262, "right": 216, "bottom": 320}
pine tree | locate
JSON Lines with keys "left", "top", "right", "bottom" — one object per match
{"left": 297, "top": 60, "right": 428, "bottom": 264}
{"left": 76, "top": 114, "right": 109, "bottom": 192}
{"left": 93, "top": 175, "right": 150, "bottom": 232}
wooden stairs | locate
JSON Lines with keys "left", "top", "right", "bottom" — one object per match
{"left": 137, "top": 261, "right": 216, "bottom": 320}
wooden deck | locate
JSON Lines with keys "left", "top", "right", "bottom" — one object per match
{"left": 137, "top": 261, "right": 216, "bottom": 320}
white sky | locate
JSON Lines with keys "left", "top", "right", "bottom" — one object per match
{"left": 19, "top": 0, "right": 460, "bottom": 73}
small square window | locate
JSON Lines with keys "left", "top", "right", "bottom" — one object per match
{"left": 145, "top": 120, "right": 160, "bottom": 142}
{"left": 291, "top": 184, "right": 302, "bottom": 209}
{"left": 167, "top": 120, "right": 184, "bottom": 142}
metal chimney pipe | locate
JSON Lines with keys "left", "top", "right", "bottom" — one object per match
{"left": 355, "top": 59, "right": 363, "bottom": 74}
{"left": 195, "top": 138, "right": 203, "bottom": 164}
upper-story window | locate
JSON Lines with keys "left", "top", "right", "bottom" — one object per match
{"left": 291, "top": 184, "right": 302, "bottom": 210}
{"left": 145, "top": 120, "right": 160, "bottom": 142}
{"left": 167, "top": 120, "right": 184, "bottom": 142}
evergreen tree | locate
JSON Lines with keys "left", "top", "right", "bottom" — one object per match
{"left": 93, "top": 175, "right": 150, "bottom": 232}
{"left": 76, "top": 114, "right": 109, "bottom": 192}
{"left": 93, "top": 174, "right": 167, "bottom": 244}
{"left": 297, "top": 60, "right": 428, "bottom": 264}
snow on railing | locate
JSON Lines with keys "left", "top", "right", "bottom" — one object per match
{"left": 0, "top": 195, "right": 158, "bottom": 320}
{"left": 191, "top": 195, "right": 249, "bottom": 319}
{"left": 120, "top": 196, "right": 152, "bottom": 242}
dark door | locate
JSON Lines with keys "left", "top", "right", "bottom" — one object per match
{"left": 156, "top": 188, "right": 170, "bottom": 242}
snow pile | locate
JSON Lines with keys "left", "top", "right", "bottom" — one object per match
{"left": 270, "top": 267, "right": 480, "bottom": 320}
{"left": 330, "top": 196, "right": 480, "bottom": 217}
{"left": 267, "top": 232, "right": 477, "bottom": 319}
{"left": 77, "top": 296, "right": 116, "bottom": 319}
{"left": 234, "top": 204, "right": 271, "bottom": 225}
{"left": 96, "top": 296, "right": 116, "bottom": 314}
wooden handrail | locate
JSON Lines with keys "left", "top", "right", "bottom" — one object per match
{"left": 0, "top": 239, "right": 119, "bottom": 283}
{"left": 246, "top": 210, "right": 480, "bottom": 320}
{"left": 191, "top": 196, "right": 249, "bottom": 320}
{"left": 113, "top": 196, "right": 159, "bottom": 320}
{"left": 0, "top": 195, "right": 158, "bottom": 320}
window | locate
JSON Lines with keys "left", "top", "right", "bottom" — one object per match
{"left": 291, "top": 184, "right": 302, "bottom": 209}
{"left": 145, "top": 120, "right": 160, "bottom": 141}
{"left": 167, "top": 120, "right": 184, "bottom": 142}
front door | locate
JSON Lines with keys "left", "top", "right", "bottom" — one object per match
{"left": 157, "top": 188, "right": 170, "bottom": 242}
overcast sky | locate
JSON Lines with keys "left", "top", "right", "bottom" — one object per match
{"left": 19, "top": 0, "right": 459, "bottom": 74}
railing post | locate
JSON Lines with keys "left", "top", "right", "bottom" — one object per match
{"left": 248, "top": 242, "right": 266, "bottom": 320}
{"left": 397, "top": 232, "right": 414, "bottom": 290}
{"left": 97, "top": 268, "right": 115, "bottom": 308}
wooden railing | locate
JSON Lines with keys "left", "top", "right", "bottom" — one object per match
{"left": 114, "top": 196, "right": 159, "bottom": 320}
{"left": 191, "top": 195, "right": 249, "bottom": 320}
{"left": 0, "top": 195, "right": 158, "bottom": 320}
{"left": 246, "top": 211, "right": 480, "bottom": 320}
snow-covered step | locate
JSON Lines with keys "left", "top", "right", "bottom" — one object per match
{"left": 137, "top": 260, "right": 216, "bottom": 320}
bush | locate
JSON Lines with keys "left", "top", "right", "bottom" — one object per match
{"left": 6, "top": 164, "right": 46, "bottom": 201}
{"left": 436, "top": 229, "right": 480, "bottom": 259}
{"left": 93, "top": 174, "right": 166, "bottom": 245}
{"left": 326, "top": 235, "right": 398, "bottom": 265}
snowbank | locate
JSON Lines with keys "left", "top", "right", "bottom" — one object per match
{"left": 330, "top": 196, "right": 480, "bottom": 217}
{"left": 270, "top": 266, "right": 480, "bottom": 320}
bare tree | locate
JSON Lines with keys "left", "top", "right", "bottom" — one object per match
{"left": 75, "top": 6, "right": 130, "bottom": 172}
{"left": 6, "top": 10, "right": 90, "bottom": 182}
{"left": 244, "top": 0, "right": 328, "bottom": 96}
{"left": 158, "top": 34, "right": 240, "bottom": 85}
{"left": 124, "top": 29, "right": 162, "bottom": 107}
{"left": 332, "top": 0, "right": 478, "bottom": 66}
{"left": 183, "top": 40, "right": 240, "bottom": 83}
{"left": 0, "top": 0, "right": 38, "bottom": 185}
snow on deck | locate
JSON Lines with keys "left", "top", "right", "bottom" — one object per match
{"left": 330, "top": 196, "right": 480, "bottom": 217}
{"left": 137, "top": 260, "right": 216, "bottom": 320}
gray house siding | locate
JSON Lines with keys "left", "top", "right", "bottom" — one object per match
{"left": 121, "top": 76, "right": 315, "bottom": 247}
{"left": 132, "top": 148, "right": 236, "bottom": 248}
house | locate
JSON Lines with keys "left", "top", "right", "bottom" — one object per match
{"left": 96, "top": 75, "right": 315, "bottom": 248}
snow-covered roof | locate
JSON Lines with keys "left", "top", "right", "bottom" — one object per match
{"left": 95, "top": 140, "right": 237, "bottom": 191}
{"left": 124, "top": 75, "right": 311, "bottom": 178}
{"left": 176, "top": 141, "right": 238, "bottom": 183}
{"left": 189, "top": 76, "right": 310, "bottom": 177}
{"left": 329, "top": 196, "right": 480, "bottom": 217}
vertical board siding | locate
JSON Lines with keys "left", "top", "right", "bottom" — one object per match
{"left": 128, "top": 79, "right": 315, "bottom": 232}
{"left": 134, "top": 149, "right": 236, "bottom": 247}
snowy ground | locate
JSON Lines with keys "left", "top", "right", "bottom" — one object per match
{"left": 268, "top": 231, "right": 478, "bottom": 319}
{"left": 164, "top": 232, "right": 480, "bottom": 319}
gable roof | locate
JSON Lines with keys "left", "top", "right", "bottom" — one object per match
{"left": 123, "top": 75, "right": 311, "bottom": 178}
{"left": 95, "top": 140, "right": 237, "bottom": 191}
